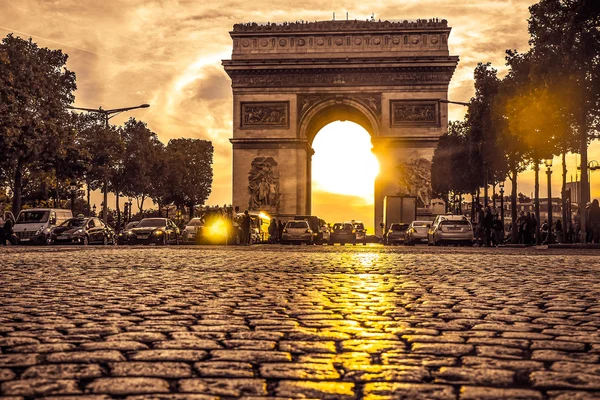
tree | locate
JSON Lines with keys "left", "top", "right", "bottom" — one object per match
{"left": 118, "top": 118, "right": 165, "bottom": 215}
{"left": 528, "top": 0, "right": 600, "bottom": 239}
{"left": 0, "top": 34, "right": 77, "bottom": 213}
{"left": 164, "top": 139, "right": 213, "bottom": 220}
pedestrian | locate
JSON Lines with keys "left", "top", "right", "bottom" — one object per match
{"left": 589, "top": 199, "right": 600, "bottom": 244}
{"left": 517, "top": 211, "right": 527, "bottom": 244}
{"left": 541, "top": 220, "right": 549, "bottom": 243}
{"left": 268, "top": 218, "right": 278, "bottom": 243}
{"left": 241, "top": 210, "right": 251, "bottom": 245}
{"left": 278, "top": 219, "right": 284, "bottom": 243}
{"left": 554, "top": 219, "right": 562, "bottom": 243}
{"left": 492, "top": 214, "right": 503, "bottom": 246}
{"left": 0, "top": 212, "right": 5, "bottom": 245}
{"left": 483, "top": 206, "right": 494, "bottom": 246}
{"left": 476, "top": 204, "right": 485, "bottom": 246}
{"left": 2, "top": 212, "right": 15, "bottom": 245}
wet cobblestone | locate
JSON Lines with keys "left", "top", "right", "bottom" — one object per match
{"left": 0, "top": 245, "right": 599, "bottom": 399}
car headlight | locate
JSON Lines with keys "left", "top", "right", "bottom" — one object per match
{"left": 74, "top": 229, "right": 83, "bottom": 234}
{"left": 127, "top": 230, "right": 134, "bottom": 236}
{"left": 153, "top": 230, "right": 164, "bottom": 236}
{"left": 35, "top": 227, "right": 48, "bottom": 235}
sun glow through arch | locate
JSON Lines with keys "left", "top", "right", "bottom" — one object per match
{"left": 312, "top": 121, "right": 379, "bottom": 204}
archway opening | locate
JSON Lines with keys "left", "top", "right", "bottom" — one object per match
{"left": 311, "top": 121, "right": 379, "bottom": 233}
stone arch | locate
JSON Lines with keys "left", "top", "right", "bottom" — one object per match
{"left": 298, "top": 98, "right": 381, "bottom": 146}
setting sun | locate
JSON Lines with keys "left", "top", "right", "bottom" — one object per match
{"left": 312, "top": 121, "right": 380, "bottom": 203}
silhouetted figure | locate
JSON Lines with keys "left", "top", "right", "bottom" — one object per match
{"left": 483, "top": 206, "right": 494, "bottom": 246}
{"left": 277, "top": 220, "right": 284, "bottom": 243}
{"left": 476, "top": 204, "right": 485, "bottom": 246}
{"left": 589, "top": 199, "right": 600, "bottom": 244}
{"left": 2, "top": 212, "right": 15, "bottom": 245}
{"left": 241, "top": 210, "right": 251, "bottom": 245}
{"left": 517, "top": 211, "right": 527, "bottom": 244}
{"left": 555, "top": 219, "right": 562, "bottom": 243}
{"left": 492, "top": 214, "right": 503, "bottom": 246}
{"left": 268, "top": 218, "right": 278, "bottom": 243}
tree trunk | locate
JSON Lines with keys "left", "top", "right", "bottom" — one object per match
{"left": 102, "top": 176, "right": 108, "bottom": 224}
{"left": 86, "top": 178, "right": 91, "bottom": 217}
{"left": 189, "top": 202, "right": 194, "bottom": 220}
{"left": 115, "top": 190, "right": 121, "bottom": 232}
{"left": 139, "top": 195, "right": 145, "bottom": 215}
{"left": 492, "top": 182, "right": 496, "bottom": 209}
{"left": 157, "top": 202, "right": 163, "bottom": 217}
{"left": 534, "top": 161, "right": 541, "bottom": 245}
{"left": 579, "top": 83, "right": 589, "bottom": 243}
{"left": 561, "top": 152, "right": 567, "bottom": 243}
{"left": 510, "top": 169, "right": 518, "bottom": 244}
{"left": 12, "top": 158, "right": 23, "bottom": 214}
{"left": 483, "top": 169, "right": 489, "bottom": 208}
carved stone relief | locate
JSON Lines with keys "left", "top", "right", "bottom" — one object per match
{"left": 241, "top": 102, "right": 289, "bottom": 128}
{"left": 390, "top": 101, "right": 439, "bottom": 126}
{"left": 248, "top": 157, "right": 280, "bottom": 211}
{"left": 233, "top": 71, "right": 453, "bottom": 88}
{"left": 397, "top": 157, "right": 432, "bottom": 208}
{"left": 297, "top": 93, "right": 382, "bottom": 121}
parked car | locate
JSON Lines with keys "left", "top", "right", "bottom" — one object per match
{"left": 405, "top": 220, "right": 431, "bottom": 245}
{"left": 320, "top": 223, "right": 331, "bottom": 244}
{"left": 181, "top": 218, "right": 205, "bottom": 244}
{"left": 293, "top": 215, "right": 326, "bottom": 244}
{"left": 126, "top": 218, "right": 180, "bottom": 245}
{"left": 50, "top": 216, "right": 116, "bottom": 245}
{"left": 329, "top": 222, "right": 356, "bottom": 245}
{"left": 428, "top": 215, "right": 474, "bottom": 246}
{"left": 385, "top": 223, "right": 410, "bottom": 245}
{"left": 117, "top": 221, "right": 139, "bottom": 244}
{"left": 14, "top": 208, "right": 72, "bottom": 245}
{"left": 281, "top": 220, "right": 314, "bottom": 244}
{"left": 352, "top": 221, "right": 367, "bottom": 245}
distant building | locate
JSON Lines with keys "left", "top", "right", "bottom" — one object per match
{"left": 566, "top": 181, "right": 583, "bottom": 204}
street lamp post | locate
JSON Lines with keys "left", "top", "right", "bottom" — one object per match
{"left": 67, "top": 103, "right": 150, "bottom": 225}
{"left": 499, "top": 181, "right": 505, "bottom": 231}
{"left": 69, "top": 184, "right": 77, "bottom": 213}
{"left": 545, "top": 158, "right": 553, "bottom": 244}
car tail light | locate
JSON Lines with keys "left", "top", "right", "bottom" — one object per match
{"left": 283, "top": 229, "right": 288, "bottom": 233}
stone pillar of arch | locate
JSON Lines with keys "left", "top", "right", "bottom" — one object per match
{"left": 223, "top": 19, "right": 458, "bottom": 234}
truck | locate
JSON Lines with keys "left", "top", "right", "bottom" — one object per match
{"left": 382, "top": 196, "right": 417, "bottom": 234}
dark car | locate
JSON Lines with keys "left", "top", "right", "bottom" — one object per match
{"left": 385, "top": 223, "right": 410, "bottom": 245}
{"left": 117, "top": 221, "right": 139, "bottom": 244}
{"left": 50, "top": 217, "right": 115, "bottom": 245}
{"left": 126, "top": 218, "right": 180, "bottom": 245}
{"left": 329, "top": 222, "right": 356, "bottom": 245}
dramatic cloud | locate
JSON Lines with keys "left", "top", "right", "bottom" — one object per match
{"left": 3, "top": 0, "right": 597, "bottom": 217}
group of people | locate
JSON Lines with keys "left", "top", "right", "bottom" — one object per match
{"left": 474, "top": 205, "right": 505, "bottom": 247}
{"left": 267, "top": 218, "right": 286, "bottom": 244}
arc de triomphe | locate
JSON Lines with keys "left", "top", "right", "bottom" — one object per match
{"left": 223, "top": 19, "right": 458, "bottom": 234}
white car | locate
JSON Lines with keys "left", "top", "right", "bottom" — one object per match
{"left": 281, "top": 220, "right": 313, "bottom": 244}
{"left": 405, "top": 220, "right": 431, "bottom": 245}
{"left": 181, "top": 218, "right": 204, "bottom": 244}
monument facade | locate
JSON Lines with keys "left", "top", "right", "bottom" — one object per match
{"left": 223, "top": 19, "right": 459, "bottom": 234}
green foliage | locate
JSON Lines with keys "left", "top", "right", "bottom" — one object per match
{"left": 0, "top": 34, "right": 77, "bottom": 213}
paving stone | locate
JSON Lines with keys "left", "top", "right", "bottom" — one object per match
{"left": 194, "top": 361, "right": 254, "bottom": 378}
{"left": 461, "top": 356, "right": 544, "bottom": 372}
{"left": 79, "top": 341, "right": 149, "bottom": 351}
{"left": 547, "top": 391, "right": 600, "bottom": 399}
{"left": 109, "top": 362, "right": 192, "bottom": 378}
{"left": 531, "top": 341, "right": 587, "bottom": 351}
{"left": 278, "top": 341, "right": 336, "bottom": 354}
{"left": 0, "top": 337, "right": 40, "bottom": 347}
{"left": 0, "top": 369, "right": 16, "bottom": 381}
{"left": 434, "top": 367, "right": 514, "bottom": 386}
{"left": 222, "top": 340, "right": 276, "bottom": 350}
{"left": 1, "top": 379, "right": 81, "bottom": 396}
{"left": 125, "top": 395, "right": 218, "bottom": 400}
{"left": 275, "top": 380, "right": 355, "bottom": 400}
{"left": 530, "top": 371, "right": 600, "bottom": 390}
{"left": 341, "top": 340, "right": 405, "bottom": 353}
{"left": 154, "top": 340, "right": 222, "bottom": 350}
{"left": 531, "top": 350, "right": 600, "bottom": 363}
{"left": 260, "top": 363, "right": 340, "bottom": 380}
{"left": 343, "top": 365, "right": 430, "bottom": 382}
{"left": 179, "top": 378, "right": 267, "bottom": 396}
{"left": 22, "top": 364, "right": 104, "bottom": 379}
{"left": 210, "top": 350, "right": 291, "bottom": 363}
{"left": 105, "top": 332, "right": 167, "bottom": 343}
{"left": 40, "top": 395, "right": 114, "bottom": 400}
{"left": 86, "top": 377, "right": 170, "bottom": 395}
{"left": 411, "top": 343, "right": 474, "bottom": 356}
{"left": 476, "top": 345, "right": 527, "bottom": 359}
{"left": 46, "top": 351, "right": 125, "bottom": 363}
{"left": 8, "top": 343, "right": 76, "bottom": 353}
{"left": 459, "top": 386, "right": 543, "bottom": 399}
{"left": 0, "top": 354, "right": 41, "bottom": 367}
{"left": 363, "top": 382, "right": 455, "bottom": 399}
{"left": 129, "top": 350, "right": 207, "bottom": 362}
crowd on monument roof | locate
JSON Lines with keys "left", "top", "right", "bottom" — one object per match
{"left": 232, "top": 18, "right": 449, "bottom": 32}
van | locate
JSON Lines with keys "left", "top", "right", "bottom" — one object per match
{"left": 14, "top": 208, "right": 73, "bottom": 245}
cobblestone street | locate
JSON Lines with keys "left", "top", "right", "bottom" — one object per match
{"left": 0, "top": 245, "right": 599, "bottom": 399}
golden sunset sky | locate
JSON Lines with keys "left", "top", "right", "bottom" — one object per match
{"left": 2, "top": 0, "right": 598, "bottom": 229}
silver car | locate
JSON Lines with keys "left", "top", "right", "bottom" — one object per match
{"left": 352, "top": 221, "right": 367, "bottom": 245}
{"left": 181, "top": 218, "right": 204, "bottom": 244}
{"left": 281, "top": 220, "right": 313, "bottom": 244}
{"left": 405, "top": 220, "right": 431, "bottom": 245}
{"left": 428, "top": 215, "right": 474, "bottom": 246}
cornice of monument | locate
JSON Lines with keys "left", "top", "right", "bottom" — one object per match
{"left": 231, "top": 19, "right": 450, "bottom": 35}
